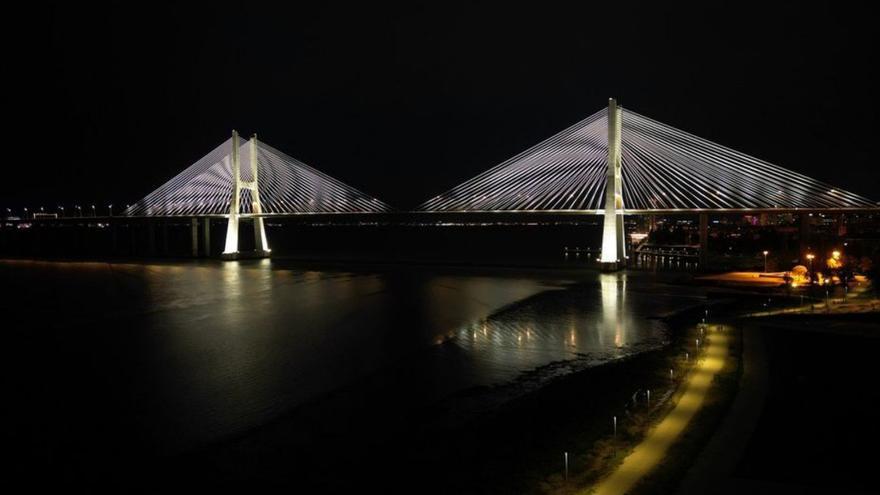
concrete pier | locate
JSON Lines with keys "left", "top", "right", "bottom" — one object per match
{"left": 699, "top": 213, "right": 709, "bottom": 270}
{"left": 190, "top": 218, "right": 199, "bottom": 257}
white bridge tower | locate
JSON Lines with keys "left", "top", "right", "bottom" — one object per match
{"left": 600, "top": 98, "right": 626, "bottom": 269}
{"left": 222, "top": 130, "right": 271, "bottom": 259}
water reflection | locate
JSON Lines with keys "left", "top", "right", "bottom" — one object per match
{"left": 451, "top": 272, "right": 667, "bottom": 386}
{"left": 601, "top": 273, "right": 625, "bottom": 348}
{"left": 2, "top": 259, "right": 700, "bottom": 455}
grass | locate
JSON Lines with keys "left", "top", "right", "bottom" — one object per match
{"left": 628, "top": 325, "right": 742, "bottom": 494}
{"left": 530, "top": 307, "right": 742, "bottom": 494}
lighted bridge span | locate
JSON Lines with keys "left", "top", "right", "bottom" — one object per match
{"left": 120, "top": 99, "right": 877, "bottom": 263}
{"left": 419, "top": 99, "right": 876, "bottom": 267}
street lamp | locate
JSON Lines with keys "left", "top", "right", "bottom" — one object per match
{"left": 58, "top": 206, "right": 65, "bottom": 218}
{"left": 108, "top": 204, "right": 113, "bottom": 217}
{"left": 75, "top": 205, "right": 82, "bottom": 217}
{"left": 91, "top": 204, "right": 96, "bottom": 217}
{"left": 763, "top": 250, "right": 769, "bottom": 272}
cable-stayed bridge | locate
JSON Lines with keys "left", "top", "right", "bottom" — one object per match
{"left": 419, "top": 98, "right": 876, "bottom": 268}
{"left": 122, "top": 131, "right": 390, "bottom": 258}
{"left": 12, "top": 99, "right": 875, "bottom": 264}
{"left": 419, "top": 104, "right": 874, "bottom": 213}
{"left": 123, "top": 134, "right": 390, "bottom": 217}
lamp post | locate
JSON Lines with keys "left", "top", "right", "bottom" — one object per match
{"left": 58, "top": 206, "right": 65, "bottom": 218}
{"left": 75, "top": 205, "right": 81, "bottom": 217}
{"left": 763, "top": 250, "right": 769, "bottom": 272}
{"left": 108, "top": 204, "right": 113, "bottom": 217}
{"left": 91, "top": 204, "right": 96, "bottom": 217}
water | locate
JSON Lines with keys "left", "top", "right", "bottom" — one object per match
{"left": 1, "top": 259, "right": 705, "bottom": 464}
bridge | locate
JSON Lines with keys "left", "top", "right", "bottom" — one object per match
{"left": 418, "top": 98, "right": 876, "bottom": 268}
{"left": 121, "top": 130, "right": 390, "bottom": 259}
{"left": 12, "top": 99, "right": 872, "bottom": 265}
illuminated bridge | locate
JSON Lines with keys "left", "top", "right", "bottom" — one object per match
{"left": 122, "top": 131, "right": 390, "bottom": 259}
{"left": 419, "top": 99, "right": 876, "bottom": 268}
{"left": 113, "top": 99, "right": 876, "bottom": 264}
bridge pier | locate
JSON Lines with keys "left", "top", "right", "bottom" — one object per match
{"left": 600, "top": 98, "right": 626, "bottom": 271}
{"left": 221, "top": 131, "right": 271, "bottom": 260}
{"left": 147, "top": 220, "right": 156, "bottom": 256}
{"left": 698, "top": 212, "right": 708, "bottom": 270}
{"left": 161, "top": 220, "right": 169, "bottom": 256}
{"left": 799, "top": 212, "right": 812, "bottom": 260}
{"left": 202, "top": 218, "right": 211, "bottom": 257}
{"left": 129, "top": 222, "right": 136, "bottom": 255}
{"left": 190, "top": 218, "right": 199, "bottom": 257}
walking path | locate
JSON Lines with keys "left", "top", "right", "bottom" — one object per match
{"left": 675, "top": 324, "right": 768, "bottom": 494}
{"left": 586, "top": 327, "right": 730, "bottom": 495}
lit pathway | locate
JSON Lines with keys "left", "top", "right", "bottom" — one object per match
{"left": 587, "top": 327, "right": 730, "bottom": 495}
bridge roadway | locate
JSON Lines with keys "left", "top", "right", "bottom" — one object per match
{"left": 3, "top": 208, "right": 876, "bottom": 263}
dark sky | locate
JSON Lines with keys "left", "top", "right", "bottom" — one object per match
{"left": 6, "top": 2, "right": 878, "bottom": 210}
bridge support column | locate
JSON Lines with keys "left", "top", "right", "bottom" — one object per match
{"left": 147, "top": 220, "right": 156, "bottom": 256}
{"left": 190, "top": 218, "right": 199, "bottom": 257}
{"left": 111, "top": 222, "right": 118, "bottom": 255}
{"left": 699, "top": 213, "right": 708, "bottom": 270}
{"left": 202, "top": 218, "right": 211, "bottom": 257}
{"left": 250, "top": 136, "right": 270, "bottom": 254}
{"left": 161, "top": 220, "right": 169, "bottom": 256}
{"left": 222, "top": 131, "right": 271, "bottom": 260}
{"left": 799, "top": 212, "right": 812, "bottom": 259}
{"left": 600, "top": 98, "right": 626, "bottom": 270}
{"left": 222, "top": 131, "right": 242, "bottom": 259}
{"left": 130, "top": 222, "right": 136, "bottom": 255}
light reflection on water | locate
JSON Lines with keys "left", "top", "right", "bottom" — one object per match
{"left": 449, "top": 273, "right": 668, "bottom": 387}
{"left": 2, "top": 259, "right": 700, "bottom": 454}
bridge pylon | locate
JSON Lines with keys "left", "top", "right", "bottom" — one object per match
{"left": 222, "top": 130, "right": 271, "bottom": 260}
{"left": 600, "top": 98, "right": 626, "bottom": 270}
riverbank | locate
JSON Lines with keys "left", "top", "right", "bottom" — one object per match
{"left": 590, "top": 325, "right": 734, "bottom": 494}
{"left": 4, "top": 258, "right": 714, "bottom": 494}
{"left": 168, "top": 298, "right": 724, "bottom": 494}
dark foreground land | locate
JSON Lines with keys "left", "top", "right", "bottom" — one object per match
{"left": 727, "top": 313, "right": 880, "bottom": 494}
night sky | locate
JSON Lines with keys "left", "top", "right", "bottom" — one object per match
{"left": 7, "top": 2, "right": 878, "bottom": 210}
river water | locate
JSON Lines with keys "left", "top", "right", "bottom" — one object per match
{"left": 2, "top": 259, "right": 706, "bottom": 469}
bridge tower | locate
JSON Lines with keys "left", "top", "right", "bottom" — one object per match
{"left": 600, "top": 98, "right": 626, "bottom": 270}
{"left": 222, "top": 130, "right": 271, "bottom": 260}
